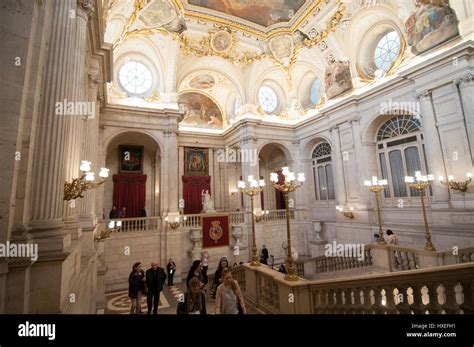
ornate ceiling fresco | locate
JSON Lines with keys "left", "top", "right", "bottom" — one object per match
{"left": 108, "top": 0, "right": 346, "bottom": 67}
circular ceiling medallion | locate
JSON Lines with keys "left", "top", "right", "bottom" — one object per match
{"left": 210, "top": 30, "right": 233, "bottom": 53}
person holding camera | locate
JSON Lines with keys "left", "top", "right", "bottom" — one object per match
{"left": 167, "top": 258, "right": 177, "bottom": 286}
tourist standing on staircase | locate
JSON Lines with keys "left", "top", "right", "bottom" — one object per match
{"left": 145, "top": 262, "right": 166, "bottom": 314}
{"left": 186, "top": 260, "right": 208, "bottom": 291}
{"left": 167, "top": 258, "right": 176, "bottom": 286}
{"left": 210, "top": 257, "right": 229, "bottom": 299}
{"left": 177, "top": 277, "right": 207, "bottom": 315}
{"left": 215, "top": 269, "right": 246, "bottom": 314}
{"left": 128, "top": 262, "right": 145, "bottom": 314}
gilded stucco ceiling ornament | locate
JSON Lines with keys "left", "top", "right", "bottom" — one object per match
{"left": 303, "top": 0, "right": 346, "bottom": 47}
{"left": 113, "top": 0, "right": 345, "bottom": 69}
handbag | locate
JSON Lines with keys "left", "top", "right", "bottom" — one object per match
{"left": 237, "top": 299, "right": 243, "bottom": 314}
{"left": 141, "top": 281, "right": 149, "bottom": 295}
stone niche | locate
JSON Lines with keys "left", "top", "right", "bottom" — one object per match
{"left": 405, "top": 0, "right": 459, "bottom": 55}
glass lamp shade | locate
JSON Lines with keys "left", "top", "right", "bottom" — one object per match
{"left": 99, "top": 168, "right": 109, "bottom": 178}
{"left": 238, "top": 181, "right": 246, "bottom": 189}
{"left": 259, "top": 179, "right": 265, "bottom": 187}
{"left": 270, "top": 173, "right": 278, "bottom": 183}
{"left": 80, "top": 160, "right": 92, "bottom": 172}
{"left": 297, "top": 173, "right": 305, "bottom": 182}
{"left": 85, "top": 172, "right": 95, "bottom": 181}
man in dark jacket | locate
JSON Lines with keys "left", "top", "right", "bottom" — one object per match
{"left": 145, "top": 262, "right": 167, "bottom": 314}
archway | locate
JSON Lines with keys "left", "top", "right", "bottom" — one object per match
{"left": 104, "top": 131, "right": 161, "bottom": 218}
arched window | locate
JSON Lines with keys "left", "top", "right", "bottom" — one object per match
{"left": 310, "top": 79, "right": 321, "bottom": 105}
{"left": 374, "top": 31, "right": 401, "bottom": 72}
{"left": 258, "top": 86, "right": 278, "bottom": 113}
{"left": 118, "top": 61, "right": 153, "bottom": 96}
{"left": 312, "top": 142, "right": 335, "bottom": 201}
{"left": 377, "top": 115, "right": 430, "bottom": 199}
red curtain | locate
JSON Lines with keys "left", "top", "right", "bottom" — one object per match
{"left": 183, "top": 176, "right": 211, "bottom": 214}
{"left": 113, "top": 174, "right": 147, "bottom": 218}
{"left": 275, "top": 171, "right": 285, "bottom": 210}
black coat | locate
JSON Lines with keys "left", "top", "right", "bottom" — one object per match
{"left": 109, "top": 209, "right": 118, "bottom": 219}
{"left": 128, "top": 270, "right": 145, "bottom": 298}
{"left": 145, "top": 267, "right": 166, "bottom": 293}
{"left": 262, "top": 247, "right": 269, "bottom": 260}
{"left": 167, "top": 261, "right": 176, "bottom": 275}
{"left": 186, "top": 270, "right": 208, "bottom": 290}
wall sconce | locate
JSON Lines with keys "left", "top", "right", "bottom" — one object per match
{"left": 64, "top": 161, "right": 109, "bottom": 201}
{"left": 438, "top": 173, "right": 472, "bottom": 192}
{"left": 229, "top": 188, "right": 239, "bottom": 196}
{"left": 95, "top": 220, "right": 120, "bottom": 241}
{"left": 165, "top": 215, "right": 186, "bottom": 230}
{"left": 254, "top": 210, "right": 269, "bottom": 223}
{"left": 336, "top": 205, "right": 354, "bottom": 219}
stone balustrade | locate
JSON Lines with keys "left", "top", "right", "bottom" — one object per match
{"left": 105, "top": 217, "right": 161, "bottom": 232}
{"left": 241, "top": 262, "right": 474, "bottom": 314}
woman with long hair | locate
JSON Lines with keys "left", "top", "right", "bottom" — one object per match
{"left": 215, "top": 268, "right": 246, "bottom": 314}
{"left": 210, "top": 256, "right": 229, "bottom": 299}
{"left": 177, "top": 277, "right": 206, "bottom": 314}
{"left": 186, "top": 259, "right": 208, "bottom": 290}
{"left": 128, "top": 261, "right": 145, "bottom": 314}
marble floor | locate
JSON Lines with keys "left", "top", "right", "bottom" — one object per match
{"left": 104, "top": 282, "right": 259, "bottom": 314}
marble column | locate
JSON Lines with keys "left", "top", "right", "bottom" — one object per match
{"left": 63, "top": 0, "right": 90, "bottom": 238}
{"left": 329, "top": 126, "right": 348, "bottom": 205}
{"left": 240, "top": 137, "right": 261, "bottom": 211}
{"left": 25, "top": 0, "right": 88, "bottom": 313}
{"left": 416, "top": 91, "right": 450, "bottom": 207}
{"left": 164, "top": 128, "right": 179, "bottom": 213}
{"left": 454, "top": 73, "right": 474, "bottom": 166}
{"left": 78, "top": 65, "right": 102, "bottom": 228}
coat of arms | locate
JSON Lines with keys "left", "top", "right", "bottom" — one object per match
{"left": 209, "top": 220, "right": 223, "bottom": 243}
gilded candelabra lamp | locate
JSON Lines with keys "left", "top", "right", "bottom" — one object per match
{"left": 64, "top": 160, "right": 109, "bottom": 201}
{"left": 364, "top": 176, "right": 388, "bottom": 245}
{"left": 438, "top": 173, "right": 472, "bottom": 193}
{"left": 404, "top": 172, "right": 436, "bottom": 251}
{"left": 238, "top": 176, "right": 265, "bottom": 266}
{"left": 270, "top": 167, "right": 305, "bottom": 281}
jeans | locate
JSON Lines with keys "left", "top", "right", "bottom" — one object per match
{"left": 130, "top": 292, "right": 142, "bottom": 314}
{"left": 147, "top": 291, "right": 161, "bottom": 314}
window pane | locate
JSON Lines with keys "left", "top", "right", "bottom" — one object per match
{"left": 374, "top": 31, "right": 400, "bottom": 71}
{"left": 325, "top": 164, "right": 335, "bottom": 200}
{"left": 318, "top": 166, "right": 327, "bottom": 200}
{"left": 379, "top": 153, "right": 391, "bottom": 197}
{"left": 405, "top": 146, "right": 421, "bottom": 197}
{"left": 258, "top": 86, "right": 278, "bottom": 113}
{"left": 389, "top": 150, "right": 407, "bottom": 197}
{"left": 310, "top": 79, "right": 321, "bottom": 105}
{"left": 313, "top": 167, "right": 319, "bottom": 200}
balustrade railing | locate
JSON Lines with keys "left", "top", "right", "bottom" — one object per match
{"left": 231, "top": 265, "right": 246, "bottom": 292}
{"left": 309, "top": 263, "right": 474, "bottom": 314}
{"left": 257, "top": 273, "right": 280, "bottom": 313}
{"left": 106, "top": 217, "right": 161, "bottom": 233}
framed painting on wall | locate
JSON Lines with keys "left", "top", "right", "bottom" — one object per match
{"left": 119, "top": 145, "right": 144, "bottom": 173}
{"left": 184, "top": 147, "right": 209, "bottom": 176}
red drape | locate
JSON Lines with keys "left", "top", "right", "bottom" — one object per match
{"left": 275, "top": 171, "right": 285, "bottom": 210}
{"left": 113, "top": 174, "right": 147, "bottom": 218}
{"left": 183, "top": 176, "right": 211, "bottom": 214}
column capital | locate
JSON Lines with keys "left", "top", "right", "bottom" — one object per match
{"left": 77, "top": 0, "right": 95, "bottom": 19}
{"left": 415, "top": 90, "right": 432, "bottom": 100}
{"left": 453, "top": 72, "right": 474, "bottom": 87}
